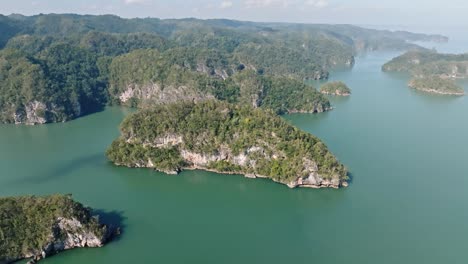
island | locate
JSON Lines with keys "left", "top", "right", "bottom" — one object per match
{"left": 106, "top": 101, "right": 349, "bottom": 189}
{"left": 320, "top": 81, "right": 352, "bottom": 96}
{"left": 408, "top": 76, "right": 464, "bottom": 96}
{"left": 0, "top": 195, "right": 118, "bottom": 264}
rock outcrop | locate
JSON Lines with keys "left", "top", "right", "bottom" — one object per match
{"left": 114, "top": 138, "right": 347, "bottom": 189}
{"left": 0, "top": 195, "right": 118, "bottom": 264}
{"left": 12, "top": 101, "right": 48, "bottom": 125}
{"left": 23, "top": 217, "right": 112, "bottom": 264}
{"left": 118, "top": 83, "right": 215, "bottom": 106}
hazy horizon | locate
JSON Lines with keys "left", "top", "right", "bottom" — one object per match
{"left": 2, "top": 14, "right": 466, "bottom": 37}
{"left": 2, "top": 0, "right": 467, "bottom": 32}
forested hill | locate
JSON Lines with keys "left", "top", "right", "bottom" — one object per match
{"left": 0, "top": 13, "right": 447, "bottom": 124}
{"left": 382, "top": 50, "right": 468, "bottom": 78}
{"left": 1, "top": 14, "right": 447, "bottom": 53}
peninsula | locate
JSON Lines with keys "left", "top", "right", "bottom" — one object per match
{"left": 408, "top": 76, "right": 464, "bottom": 96}
{"left": 320, "top": 81, "right": 352, "bottom": 96}
{"left": 383, "top": 50, "right": 467, "bottom": 95}
{"left": 382, "top": 50, "right": 468, "bottom": 79}
{"left": 106, "top": 101, "right": 348, "bottom": 189}
{"left": 0, "top": 195, "right": 117, "bottom": 264}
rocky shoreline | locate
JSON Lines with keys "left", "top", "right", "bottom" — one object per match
{"left": 408, "top": 79, "right": 465, "bottom": 96}
{"left": 188, "top": 166, "right": 349, "bottom": 189}
{"left": 24, "top": 218, "right": 117, "bottom": 264}
{"left": 320, "top": 90, "right": 351, "bottom": 96}
{"left": 287, "top": 105, "right": 333, "bottom": 114}
{"left": 116, "top": 163, "right": 349, "bottom": 189}
{"left": 0, "top": 195, "right": 120, "bottom": 264}
{"left": 409, "top": 87, "right": 465, "bottom": 96}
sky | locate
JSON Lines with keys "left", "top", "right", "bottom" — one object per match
{"left": 1, "top": 0, "right": 467, "bottom": 30}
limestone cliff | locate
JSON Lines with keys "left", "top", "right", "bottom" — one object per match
{"left": 117, "top": 83, "right": 215, "bottom": 107}
{"left": 0, "top": 195, "right": 118, "bottom": 264}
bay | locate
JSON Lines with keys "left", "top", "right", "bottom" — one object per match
{"left": 1, "top": 43, "right": 468, "bottom": 263}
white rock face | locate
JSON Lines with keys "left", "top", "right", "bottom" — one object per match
{"left": 119, "top": 83, "right": 215, "bottom": 105}
{"left": 10, "top": 101, "right": 65, "bottom": 125}
{"left": 180, "top": 150, "right": 227, "bottom": 166}
{"left": 120, "top": 132, "right": 345, "bottom": 189}
{"left": 13, "top": 101, "right": 48, "bottom": 125}
{"left": 52, "top": 217, "right": 105, "bottom": 250}
{"left": 150, "top": 134, "right": 183, "bottom": 148}
{"left": 25, "top": 101, "right": 47, "bottom": 125}
{"left": 196, "top": 63, "right": 231, "bottom": 80}
{"left": 22, "top": 217, "right": 110, "bottom": 264}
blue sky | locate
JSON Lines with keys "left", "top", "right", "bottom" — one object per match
{"left": 1, "top": 0, "right": 467, "bottom": 28}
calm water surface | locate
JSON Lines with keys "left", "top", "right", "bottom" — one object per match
{"left": 1, "top": 48, "right": 468, "bottom": 263}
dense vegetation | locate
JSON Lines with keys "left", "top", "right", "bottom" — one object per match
{"left": 408, "top": 76, "right": 464, "bottom": 95}
{"left": 107, "top": 101, "right": 348, "bottom": 186}
{"left": 320, "top": 81, "right": 352, "bottom": 96}
{"left": 0, "top": 45, "right": 107, "bottom": 124}
{"left": 0, "top": 15, "right": 25, "bottom": 48}
{"left": 382, "top": 50, "right": 468, "bottom": 78}
{"left": 0, "top": 13, "right": 447, "bottom": 124}
{"left": 0, "top": 194, "right": 108, "bottom": 263}
{"left": 383, "top": 50, "right": 467, "bottom": 96}
{"left": 108, "top": 49, "right": 330, "bottom": 114}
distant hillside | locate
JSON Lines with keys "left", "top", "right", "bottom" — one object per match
{"left": 0, "top": 13, "right": 447, "bottom": 124}
{"left": 408, "top": 76, "right": 464, "bottom": 96}
{"left": 383, "top": 50, "right": 468, "bottom": 78}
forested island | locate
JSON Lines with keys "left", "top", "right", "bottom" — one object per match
{"left": 0, "top": 195, "right": 117, "bottom": 264}
{"left": 383, "top": 50, "right": 467, "bottom": 95}
{"left": 106, "top": 101, "right": 348, "bottom": 189}
{"left": 0, "top": 13, "right": 448, "bottom": 124}
{"left": 382, "top": 50, "right": 468, "bottom": 78}
{"left": 320, "top": 81, "right": 351, "bottom": 96}
{"left": 408, "top": 76, "right": 464, "bottom": 95}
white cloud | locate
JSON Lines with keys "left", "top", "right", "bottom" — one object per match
{"left": 304, "top": 0, "right": 329, "bottom": 8}
{"left": 124, "top": 0, "right": 147, "bottom": 5}
{"left": 220, "top": 1, "right": 234, "bottom": 9}
{"left": 244, "top": 0, "right": 293, "bottom": 8}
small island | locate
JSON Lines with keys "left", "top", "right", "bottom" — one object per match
{"left": 0, "top": 195, "right": 117, "bottom": 264}
{"left": 107, "top": 101, "right": 348, "bottom": 189}
{"left": 320, "top": 81, "right": 352, "bottom": 96}
{"left": 408, "top": 76, "right": 464, "bottom": 96}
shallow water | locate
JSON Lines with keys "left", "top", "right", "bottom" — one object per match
{"left": 2, "top": 49, "right": 468, "bottom": 263}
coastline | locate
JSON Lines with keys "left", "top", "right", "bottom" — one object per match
{"left": 408, "top": 84, "right": 465, "bottom": 96}
{"left": 114, "top": 163, "right": 348, "bottom": 189}
{"left": 320, "top": 91, "right": 351, "bottom": 96}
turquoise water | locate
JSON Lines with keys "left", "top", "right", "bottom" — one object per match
{"left": 2, "top": 50, "right": 468, "bottom": 263}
